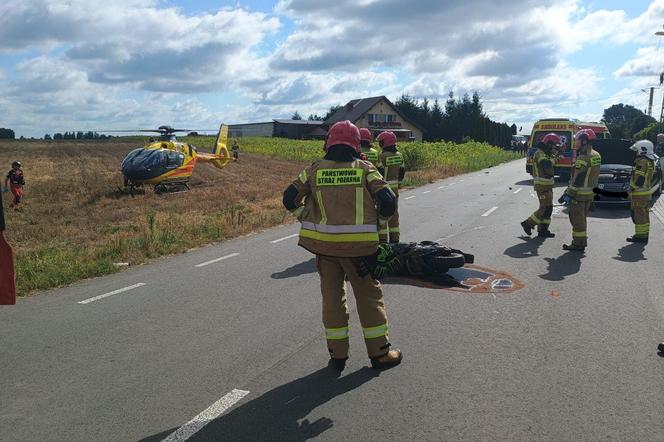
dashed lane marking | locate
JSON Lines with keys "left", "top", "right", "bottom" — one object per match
{"left": 78, "top": 283, "right": 146, "bottom": 305}
{"left": 404, "top": 196, "right": 416, "bottom": 200}
{"left": 194, "top": 253, "right": 240, "bottom": 268}
{"left": 482, "top": 206, "right": 499, "bottom": 217}
{"left": 422, "top": 190, "right": 431, "bottom": 194}
{"left": 162, "top": 389, "right": 250, "bottom": 442}
{"left": 270, "top": 233, "right": 299, "bottom": 244}
{"left": 513, "top": 188, "right": 523, "bottom": 194}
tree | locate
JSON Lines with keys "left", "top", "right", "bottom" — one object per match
{"left": 54, "top": 133, "right": 63, "bottom": 140}
{"left": 44, "top": 134, "right": 52, "bottom": 140}
{"left": 307, "top": 114, "right": 324, "bottom": 121}
{"left": 0, "top": 128, "right": 15, "bottom": 139}
{"left": 602, "top": 104, "right": 656, "bottom": 139}
{"left": 291, "top": 111, "right": 302, "bottom": 120}
{"left": 324, "top": 105, "right": 343, "bottom": 120}
{"left": 510, "top": 124, "right": 517, "bottom": 135}
{"left": 634, "top": 122, "right": 661, "bottom": 144}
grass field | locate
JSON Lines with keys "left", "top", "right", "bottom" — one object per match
{"left": 0, "top": 137, "right": 518, "bottom": 296}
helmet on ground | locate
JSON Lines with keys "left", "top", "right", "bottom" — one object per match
{"left": 11, "top": 160, "right": 21, "bottom": 168}
{"left": 574, "top": 128, "right": 596, "bottom": 144}
{"left": 630, "top": 139, "right": 657, "bottom": 160}
{"left": 325, "top": 120, "right": 360, "bottom": 152}
{"left": 377, "top": 131, "right": 397, "bottom": 148}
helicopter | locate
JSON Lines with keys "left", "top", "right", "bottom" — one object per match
{"left": 118, "top": 123, "right": 232, "bottom": 194}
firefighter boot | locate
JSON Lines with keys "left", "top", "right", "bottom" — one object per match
{"left": 626, "top": 236, "right": 648, "bottom": 244}
{"left": 562, "top": 243, "right": 585, "bottom": 252}
{"left": 328, "top": 355, "right": 348, "bottom": 371}
{"left": 370, "top": 348, "right": 403, "bottom": 370}
{"left": 537, "top": 226, "right": 555, "bottom": 238}
{"left": 658, "top": 342, "right": 664, "bottom": 354}
{"left": 520, "top": 220, "right": 533, "bottom": 236}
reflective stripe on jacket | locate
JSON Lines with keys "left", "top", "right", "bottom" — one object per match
{"left": 291, "top": 159, "right": 391, "bottom": 257}
{"left": 568, "top": 149, "right": 601, "bottom": 201}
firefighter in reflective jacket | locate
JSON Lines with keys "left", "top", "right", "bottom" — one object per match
{"left": 282, "top": 120, "right": 403, "bottom": 371}
{"left": 359, "top": 128, "right": 380, "bottom": 168}
{"left": 521, "top": 133, "right": 559, "bottom": 238}
{"left": 561, "top": 129, "right": 602, "bottom": 251}
{"left": 377, "top": 131, "right": 405, "bottom": 243}
{"left": 627, "top": 140, "right": 658, "bottom": 243}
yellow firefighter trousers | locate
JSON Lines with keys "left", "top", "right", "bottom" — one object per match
{"left": 631, "top": 198, "right": 650, "bottom": 238}
{"left": 527, "top": 188, "right": 553, "bottom": 228}
{"left": 568, "top": 199, "right": 592, "bottom": 247}
{"left": 379, "top": 190, "right": 400, "bottom": 243}
{"left": 316, "top": 255, "right": 390, "bottom": 359}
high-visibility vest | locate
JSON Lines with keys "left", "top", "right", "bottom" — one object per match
{"left": 532, "top": 149, "right": 555, "bottom": 188}
{"left": 380, "top": 149, "right": 404, "bottom": 193}
{"left": 361, "top": 147, "right": 381, "bottom": 168}
{"left": 293, "top": 159, "right": 391, "bottom": 257}
{"left": 630, "top": 156, "right": 656, "bottom": 199}
{"left": 568, "top": 149, "right": 601, "bottom": 201}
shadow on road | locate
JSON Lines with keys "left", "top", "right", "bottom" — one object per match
{"left": 613, "top": 243, "right": 647, "bottom": 262}
{"left": 503, "top": 236, "right": 545, "bottom": 258}
{"left": 140, "top": 367, "right": 379, "bottom": 442}
{"left": 271, "top": 258, "right": 317, "bottom": 279}
{"left": 539, "top": 251, "right": 584, "bottom": 281}
{"left": 588, "top": 204, "right": 630, "bottom": 219}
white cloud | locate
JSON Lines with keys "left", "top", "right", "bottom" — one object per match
{"left": 615, "top": 46, "right": 664, "bottom": 78}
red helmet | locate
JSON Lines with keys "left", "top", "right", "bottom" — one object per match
{"left": 574, "top": 128, "right": 596, "bottom": 143}
{"left": 359, "top": 128, "right": 372, "bottom": 143}
{"left": 325, "top": 120, "right": 360, "bottom": 152}
{"left": 541, "top": 133, "right": 561, "bottom": 145}
{"left": 377, "top": 131, "right": 397, "bottom": 148}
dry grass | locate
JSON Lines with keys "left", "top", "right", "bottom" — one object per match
{"left": 0, "top": 139, "right": 302, "bottom": 296}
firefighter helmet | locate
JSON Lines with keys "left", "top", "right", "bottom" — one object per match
{"left": 11, "top": 160, "right": 21, "bottom": 168}
{"left": 359, "top": 128, "right": 372, "bottom": 142}
{"left": 325, "top": 120, "right": 360, "bottom": 152}
{"left": 542, "top": 133, "right": 561, "bottom": 145}
{"left": 574, "top": 128, "right": 596, "bottom": 144}
{"left": 630, "top": 139, "right": 657, "bottom": 160}
{"left": 377, "top": 131, "right": 397, "bottom": 148}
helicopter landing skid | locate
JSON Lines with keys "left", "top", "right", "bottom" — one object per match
{"left": 154, "top": 182, "right": 190, "bottom": 194}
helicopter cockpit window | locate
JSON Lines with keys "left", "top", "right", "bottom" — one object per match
{"left": 164, "top": 151, "right": 185, "bottom": 168}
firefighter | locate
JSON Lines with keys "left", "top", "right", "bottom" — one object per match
{"left": 626, "top": 140, "right": 658, "bottom": 243}
{"left": 282, "top": 120, "right": 402, "bottom": 371}
{"left": 520, "top": 133, "right": 559, "bottom": 238}
{"left": 561, "top": 129, "right": 602, "bottom": 252}
{"left": 4, "top": 161, "right": 25, "bottom": 210}
{"left": 377, "top": 131, "right": 405, "bottom": 243}
{"left": 359, "top": 128, "right": 380, "bottom": 168}
{"left": 231, "top": 139, "right": 240, "bottom": 162}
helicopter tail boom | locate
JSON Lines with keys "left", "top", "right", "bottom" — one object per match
{"left": 196, "top": 123, "right": 231, "bottom": 170}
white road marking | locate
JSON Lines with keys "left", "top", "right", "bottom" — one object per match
{"left": 404, "top": 195, "right": 416, "bottom": 200}
{"left": 422, "top": 190, "right": 431, "bottom": 194}
{"left": 437, "top": 185, "right": 446, "bottom": 190}
{"left": 194, "top": 253, "right": 240, "bottom": 268}
{"left": 270, "top": 233, "right": 299, "bottom": 244}
{"left": 436, "top": 226, "right": 486, "bottom": 242}
{"left": 162, "top": 389, "right": 250, "bottom": 442}
{"left": 513, "top": 188, "right": 523, "bottom": 194}
{"left": 78, "top": 283, "right": 146, "bottom": 305}
{"left": 481, "top": 206, "right": 499, "bottom": 217}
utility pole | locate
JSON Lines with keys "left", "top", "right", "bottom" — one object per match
{"left": 657, "top": 25, "right": 664, "bottom": 131}
{"left": 648, "top": 87, "right": 654, "bottom": 116}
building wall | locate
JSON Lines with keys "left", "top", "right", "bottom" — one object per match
{"left": 273, "top": 123, "right": 321, "bottom": 139}
{"left": 353, "top": 99, "right": 423, "bottom": 141}
{"left": 228, "top": 122, "right": 274, "bottom": 138}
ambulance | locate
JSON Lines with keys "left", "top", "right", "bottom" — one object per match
{"left": 526, "top": 119, "right": 611, "bottom": 180}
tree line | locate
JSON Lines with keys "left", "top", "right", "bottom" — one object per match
{"left": 45, "top": 131, "right": 110, "bottom": 140}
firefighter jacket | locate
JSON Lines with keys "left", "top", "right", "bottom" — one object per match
{"left": 567, "top": 148, "right": 601, "bottom": 202}
{"left": 361, "top": 146, "right": 381, "bottom": 169}
{"left": 630, "top": 156, "right": 656, "bottom": 200}
{"left": 6, "top": 169, "right": 24, "bottom": 188}
{"left": 379, "top": 147, "right": 405, "bottom": 193}
{"left": 287, "top": 156, "right": 394, "bottom": 258}
{"left": 532, "top": 149, "right": 555, "bottom": 191}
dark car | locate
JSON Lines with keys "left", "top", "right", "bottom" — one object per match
{"left": 592, "top": 139, "right": 662, "bottom": 205}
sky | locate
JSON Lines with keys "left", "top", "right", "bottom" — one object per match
{"left": 0, "top": 0, "right": 663, "bottom": 138}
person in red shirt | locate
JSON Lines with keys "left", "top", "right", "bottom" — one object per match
{"left": 4, "top": 161, "right": 25, "bottom": 210}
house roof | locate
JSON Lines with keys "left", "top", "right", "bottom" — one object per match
{"left": 324, "top": 95, "right": 423, "bottom": 132}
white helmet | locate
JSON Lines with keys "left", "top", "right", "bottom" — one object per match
{"left": 630, "top": 139, "right": 658, "bottom": 160}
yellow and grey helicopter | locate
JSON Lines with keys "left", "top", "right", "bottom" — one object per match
{"left": 119, "top": 123, "right": 232, "bottom": 193}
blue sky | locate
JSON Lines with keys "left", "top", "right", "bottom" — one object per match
{"left": 0, "top": 0, "right": 663, "bottom": 137}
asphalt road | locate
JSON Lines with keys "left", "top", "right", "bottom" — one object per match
{"left": 2, "top": 158, "right": 664, "bottom": 441}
